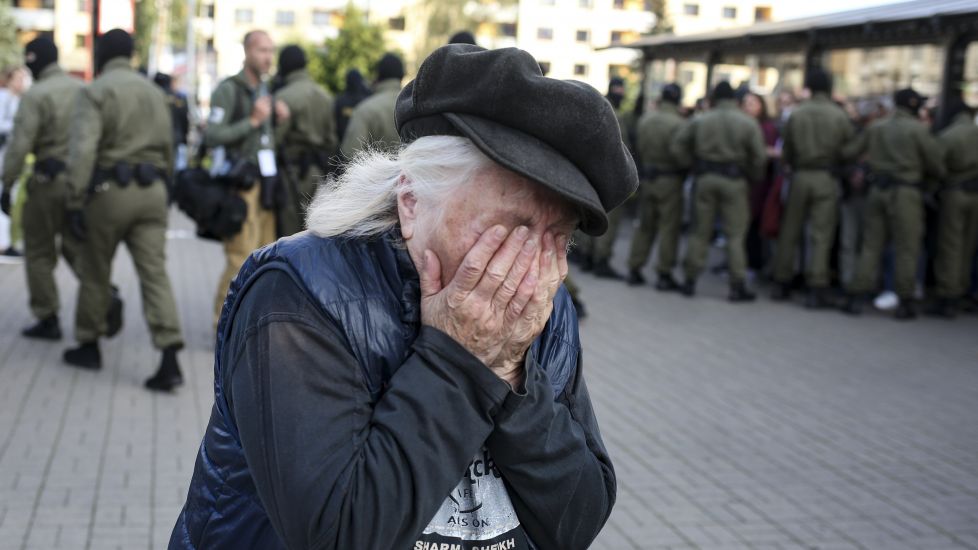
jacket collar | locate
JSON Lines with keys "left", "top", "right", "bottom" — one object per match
{"left": 101, "top": 57, "right": 132, "bottom": 74}
{"left": 659, "top": 102, "right": 680, "bottom": 115}
{"left": 951, "top": 112, "right": 973, "bottom": 127}
{"left": 715, "top": 98, "right": 738, "bottom": 110}
{"left": 284, "top": 69, "right": 311, "bottom": 86}
{"left": 382, "top": 229, "right": 420, "bottom": 325}
{"left": 37, "top": 63, "right": 64, "bottom": 82}
{"left": 374, "top": 78, "right": 402, "bottom": 94}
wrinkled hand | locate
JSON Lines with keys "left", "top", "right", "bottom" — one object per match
{"left": 419, "top": 225, "right": 544, "bottom": 387}
{"left": 274, "top": 99, "right": 290, "bottom": 122}
{"left": 0, "top": 188, "right": 10, "bottom": 216}
{"left": 250, "top": 96, "right": 272, "bottom": 127}
{"left": 66, "top": 209, "right": 87, "bottom": 242}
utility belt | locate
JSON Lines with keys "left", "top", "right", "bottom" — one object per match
{"left": 90, "top": 162, "right": 164, "bottom": 192}
{"left": 948, "top": 178, "right": 978, "bottom": 193}
{"left": 694, "top": 159, "right": 742, "bottom": 179}
{"left": 867, "top": 172, "right": 920, "bottom": 191}
{"left": 34, "top": 157, "right": 67, "bottom": 179}
{"left": 794, "top": 164, "right": 842, "bottom": 178}
{"left": 644, "top": 164, "right": 685, "bottom": 180}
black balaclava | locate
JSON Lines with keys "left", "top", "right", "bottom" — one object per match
{"left": 711, "top": 81, "right": 735, "bottom": 103}
{"left": 278, "top": 45, "right": 307, "bottom": 78}
{"left": 894, "top": 88, "right": 922, "bottom": 115}
{"left": 448, "top": 31, "right": 477, "bottom": 45}
{"left": 95, "top": 29, "right": 134, "bottom": 74}
{"left": 345, "top": 68, "right": 370, "bottom": 98}
{"left": 607, "top": 77, "right": 625, "bottom": 110}
{"left": 153, "top": 72, "right": 172, "bottom": 91}
{"left": 24, "top": 37, "right": 58, "bottom": 79}
{"left": 376, "top": 53, "right": 405, "bottom": 82}
{"left": 805, "top": 68, "right": 832, "bottom": 95}
{"left": 661, "top": 83, "right": 682, "bottom": 105}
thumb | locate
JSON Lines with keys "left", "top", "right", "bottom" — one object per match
{"left": 418, "top": 249, "right": 443, "bottom": 298}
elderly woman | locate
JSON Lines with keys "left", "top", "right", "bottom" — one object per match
{"left": 169, "top": 45, "right": 636, "bottom": 550}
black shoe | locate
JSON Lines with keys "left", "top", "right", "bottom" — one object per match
{"left": 592, "top": 260, "right": 622, "bottom": 280}
{"left": 728, "top": 283, "right": 757, "bottom": 303}
{"left": 925, "top": 298, "right": 957, "bottom": 319}
{"left": 106, "top": 286, "right": 124, "bottom": 338}
{"left": 770, "top": 283, "right": 792, "bottom": 302}
{"left": 626, "top": 269, "right": 646, "bottom": 286}
{"left": 64, "top": 342, "right": 102, "bottom": 370}
{"left": 895, "top": 302, "right": 917, "bottom": 321}
{"left": 840, "top": 294, "right": 863, "bottom": 316}
{"left": 145, "top": 345, "right": 184, "bottom": 392}
{"left": 680, "top": 279, "right": 696, "bottom": 297}
{"left": 22, "top": 316, "right": 62, "bottom": 340}
{"left": 804, "top": 288, "right": 833, "bottom": 310}
{"left": 571, "top": 296, "right": 588, "bottom": 320}
{"left": 655, "top": 273, "right": 680, "bottom": 292}
{"left": 580, "top": 257, "right": 594, "bottom": 272}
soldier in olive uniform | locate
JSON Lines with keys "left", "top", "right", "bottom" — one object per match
{"left": 62, "top": 30, "right": 184, "bottom": 391}
{"left": 842, "top": 88, "right": 946, "bottom": 319}
{"left": 206, "top": 30, "right": 289, "bottom": 322}
{"left": 273, "top": 45, "right": 337, "bottom": 237}
{"left": 0, "top": 38, "right": 87, "bottom": 339}
{"left": 339, "top": 53, "right": 404, "bottom": 158}
{"left": 671, "top": 81, "right": 767, "bottom": 301}
{"left": 626, "top": 83, "right": 687, "bottom": 290}
{"left": 929, "top": 98, "right": 978, "bottom": 317}
{"left": 771, "top": 68, "right": 856, "bottom": 308}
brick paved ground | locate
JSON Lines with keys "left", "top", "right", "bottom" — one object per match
{"left": 0, "top": 213, "right": 975, "bottom": 550}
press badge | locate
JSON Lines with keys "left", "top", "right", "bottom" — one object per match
{"left": 257, "top": 149, "right": 277, "bottom": 177}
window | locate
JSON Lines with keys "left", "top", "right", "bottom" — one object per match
{"left": 275, "top": 10, "right": 295, "bottom": 26}
{"left": 499, "top": 22, "right": 517, "bottom": 37}
{"left": 754, "top": 6, "right": 771, "bottom": 21}
{"left": 573, "top": 64, "right": 588, "bottom": 77}
{"left": 683, "top": 3, "right": 699, "bottom": 16}
{"left": 722, "top": 6, "right": 736, "bottom": 19}
{"left": 610, "top": 30, "right": 623, "bottom": 43}
{"left": 388, "top": 16, "right": 405, "bottom": 31}
{"left": 206, "top": 38, "right": 215, "bottom": 51}
{"left": 234, "top": 8, "right": 253, "bottom": 24}
{"left": 77, "top": 0, "right": 86, "bottom": 12}
{"left": 313, "top": 10, "right": 331, "bottom": 26}
{"left": 537, "top": 27, "right": 553, "bottom": 40}
{"left": 613, "top": 0, "right": 625, "bottom": 8}
{"left": 205, "top": 4, "right": 214, "bottom": 18}
{"left": 74, "top": 34, "right": 86, "bottom": 48}
{"left": 579, "top": 0, "right": 592, "bottom": 7}
{"left": 575, "top": 29, "right": 589, "bottom": 43}
{"left": 538, "top": 61, "right": 551, "bottom": 75}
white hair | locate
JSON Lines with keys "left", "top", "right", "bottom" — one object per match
{"left": 305, "top": 136, "right": 496, "bottom": 239}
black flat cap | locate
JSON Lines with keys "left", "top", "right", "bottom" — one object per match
{"left": 395, "top": 44, "right": 638, "bottom": 235}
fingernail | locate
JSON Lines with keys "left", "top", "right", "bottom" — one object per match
{"left": 493, "top": 226, "right": 507, "bottom": 238}
{"left": 523, "top": 238, "right": 537, "bottom": 253}
{"left": 515, "top": 225, "right": 529, "bottom": 238}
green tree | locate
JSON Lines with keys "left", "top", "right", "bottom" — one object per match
{"left": 310, "top": 4, "right": 387, "bottom": 94}
{"left": 0, "top": 0, "right": 20, "bottom": 71}
{"left": 648, "top": 0, "right": 672, "bottom": 34}
{"left": 414, "top": 0, "right": 514, "bottom": 66}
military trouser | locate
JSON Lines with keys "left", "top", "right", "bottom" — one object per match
{"left": 75, "top": 180, "right": 183, "bottom": 349}
{"left": 591, "top": 206, "right": 624, "bottom": 263}
{"left": 627, "top": 176, "right": 683, "bottom": 275}
{"left": 277, "top": 164, "right": 321, "bottom": 238}
{"left": 838, "top": 194, "right": 866, "bottom": 287}
{"left": 848, "top": 186, "right": 923, "bottom": 300}
{"left": 683, "top": 175, "right": 750, "bottom": 284}
{"left": 214, "top": 183, "right": 277, "bottom": 323}
{"left": 772, "top": 170, "right": 839, "bottom": 288}
{"left": 22, "top": 173, "right": 82, "bottom": 319}
{"left": 934, "top": 189, "right": 978, "bottom": 298}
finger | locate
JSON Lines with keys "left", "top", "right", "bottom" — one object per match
{"left": 556, "top": 234, "right": 569, "bottom": 281}
{"left": 449, "top": 225, "right": 508, "bottom": 294}
{"left": 492, "top": 233, "right": 539, "bottom": 310}
{"left": 538, "top": 233, "right": 561, "bottom": 303}
{"left": 506, "top": 252, "right": 539, "bottom": 324}
{"left": 418, "top": 249, "right": 443, "bottom": 298}
{"left": 471, "top": 225, "right": 530, "bottom": 302}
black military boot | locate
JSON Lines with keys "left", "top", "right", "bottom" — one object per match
{"left": 728, "top": 282, "right": 757, "bottom": 303}
{"left": 145, "top": 345, "right": 184, "bottom": 392}
{"left": 840, "top": 294, "right": 864, "bottom": 316}
{"left": 22, "top": 315, "right": 62, "bottom": 340}
{"left": 592, "top": 259, "right": 623, "bottom": 280}
{"left": 106, "top": 285, "right": 124, "bottom": 338}
{"left": 680, "top": 278, "right": 696, "bottom": 297}
{"left": 894, "top": 300, "right": 917, "bottom": 321}
{"left": 924, "top": 298, "right": 957, "bottom": 319}
{"left": 655, "top": 273, "right": 680, "bottom": 292}
{"left": 63, "top": 341, "right": 102, "bottom": 370}
{"left": 626, "top": 269, "right": 646, "bottom": 286}
{"left": 770, "top": 282, "right": 792, "bottom": 302}
{"left": 804, "top": 288, "right": 833, "bottom": 309}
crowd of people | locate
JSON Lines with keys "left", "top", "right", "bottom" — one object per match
{"left": 572, "top": 70, "right": 978, "bottom": 321}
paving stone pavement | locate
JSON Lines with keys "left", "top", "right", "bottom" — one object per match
{"left": 0, "top": 212, "right": 975, "bottom": 550}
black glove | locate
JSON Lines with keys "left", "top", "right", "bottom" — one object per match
{"left": 0, "top": 188, "right": 10, "bottom": 216}
{"left": 66, "top": 209, "right": 88, "bottom": 242}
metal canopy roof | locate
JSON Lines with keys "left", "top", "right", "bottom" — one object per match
{"left": 618, "top": 0, "right": 978, "bottom": 59}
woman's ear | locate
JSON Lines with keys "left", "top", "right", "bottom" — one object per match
{"left": 396, "top": 175, "right": 418, "bottom": 241}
